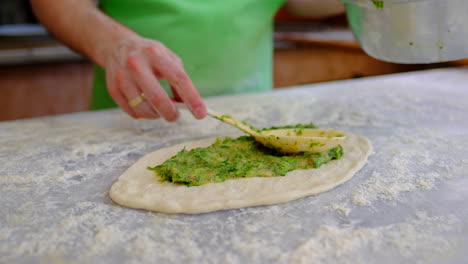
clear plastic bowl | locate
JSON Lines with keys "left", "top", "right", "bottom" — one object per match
{"left": 341, "top": 0, "right": 468, "bottom": 63}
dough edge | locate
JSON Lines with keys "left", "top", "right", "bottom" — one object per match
{"left": 109, "top": 133, "right": 372, "bottom": 214}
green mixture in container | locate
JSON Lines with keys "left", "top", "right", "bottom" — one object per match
{"left": 148, "top": 123, "right": 344, "bottom": 187}
{"left": 371, "top": 0, "right": 384, "bottom": 9}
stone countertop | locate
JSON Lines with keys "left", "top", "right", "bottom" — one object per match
{"left": 1, "top": 68, "right": 468, "bottom": 263}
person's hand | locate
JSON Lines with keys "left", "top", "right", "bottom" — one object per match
{"left": 101, "top": 35, "right": 207, "bottom": 121}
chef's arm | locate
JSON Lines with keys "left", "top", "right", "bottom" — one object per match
{"left": 30, "top": 0, "right": 206, "bottom": 121}
{"left": 30, "top": 0, "right": 131, "bottom": 67}
{"left": 285, "top": 0, "right": 345, "bottom": 18}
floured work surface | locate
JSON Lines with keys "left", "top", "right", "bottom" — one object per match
{"left": 1, "top": 68, "right": 468, "bottom": 263}
{"left": 109, "top": 133, "right": 371, "bottom": 214}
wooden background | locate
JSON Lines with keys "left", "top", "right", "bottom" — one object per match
{"left": 1, "top": 43, "right": 467, "bottom": 121}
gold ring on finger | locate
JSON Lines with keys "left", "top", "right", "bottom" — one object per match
{"left": 128, "top": 93, "right": 146, "bottom": 108}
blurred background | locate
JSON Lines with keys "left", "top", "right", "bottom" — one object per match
{"left": 1, "top": 0, "right": 467, "bottom": 121}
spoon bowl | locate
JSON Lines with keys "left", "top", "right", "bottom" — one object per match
{"left": 259, "top": 128, "right": 346, "bottom": 153}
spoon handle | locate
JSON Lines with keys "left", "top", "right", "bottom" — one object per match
{"left": 205, "top": 108, "right": 259, "bottom": 135}
{"left": 172, "top": 102, "right": 258, "bottom": 136}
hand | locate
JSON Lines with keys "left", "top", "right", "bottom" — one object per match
{"left": 102, "top": 36, "right": 207, "bottom": 121}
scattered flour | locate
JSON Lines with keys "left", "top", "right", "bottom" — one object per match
{"left": 288, "top": 213, "right": 463, "bottom": 264}
{"left": 349, "top": 128, "right": 460, "bottom": 207}
{"left": 324, "top": 202, "right": 351, "bottom": 217}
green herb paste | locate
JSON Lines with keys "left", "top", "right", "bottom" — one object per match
{"left": 148, "top": 123, "right": 343, "bottom": 186}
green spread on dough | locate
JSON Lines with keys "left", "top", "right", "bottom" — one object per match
{"left": 148, "top": 123, "right": 343, "bottom": 187}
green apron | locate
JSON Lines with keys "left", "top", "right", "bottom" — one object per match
{"left": 91, "top": 0, "right": 284, "bottom": 109}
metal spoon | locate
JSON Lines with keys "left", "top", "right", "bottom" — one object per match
{"left": 175, "top": 102, "right": 346, "bottom": 153}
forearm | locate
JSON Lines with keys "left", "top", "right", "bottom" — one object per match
{"left": 30, "top": 0, "right": 136, "bottom": 66}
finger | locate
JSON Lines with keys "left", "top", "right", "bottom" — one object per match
{"left": 116, "top": 69, "right": 159, "bottom": 119}
{"left": 116, "top": 68, "right": 160, "bottom": 119}
{"left": 127, "top": 55, "right": 179, "bottom": 122}
{"left": 106, "top": 71, "right": 139, "bottom": 118}
{"left": 145, "top": 46, "right": 206, "bottom": 119}
{"left": 134, "top": 98, "right": 160, "bottom": 119}
{"left": 170, "top": 85, "right": 183, "bottom": 102}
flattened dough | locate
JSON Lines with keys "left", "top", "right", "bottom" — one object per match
{"left": 109, "top": 133, "right": 372, "bottom": 214}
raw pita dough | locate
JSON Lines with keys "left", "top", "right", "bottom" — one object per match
{"left": 109, "top": 133, "right": 372, "bottom": 214}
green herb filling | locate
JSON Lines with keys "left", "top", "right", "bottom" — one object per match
{"left": 149, "top": 135, "right": 343, "bottom": 187}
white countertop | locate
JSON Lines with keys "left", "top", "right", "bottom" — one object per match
{"left": 1, "top": 68, "right": 467, "bottom": 263}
